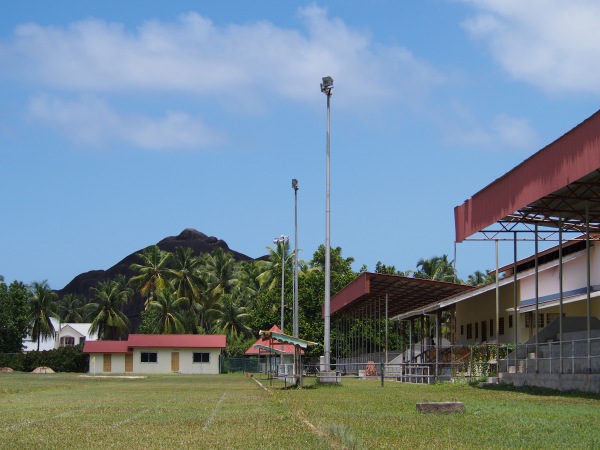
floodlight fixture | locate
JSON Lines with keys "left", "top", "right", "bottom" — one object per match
{"left": 321, "top": 76, "right": 334, "bottom": 94}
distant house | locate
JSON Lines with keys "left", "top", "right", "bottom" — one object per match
{"left": 23, "top": 318, "right": 98, "bottom": 352}
{"left": 83, "top": 334, "right": 227, "bottom": 375}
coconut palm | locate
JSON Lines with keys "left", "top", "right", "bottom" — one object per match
{"left": 467, "top": 270, "right": 496, "bottom": 286}
{"left": 129, "top": 245, "right": 172, "bottom": 306}
{"left": 213, "top": 286, "right": 253, "bottom": 338}
{"left": 145, "top": 285, "right": 187, "bottom": 334}
{"left": 88, "top": 276, "right": 132, "bottom": 340}
{"left": 57, "top": 293, "right": 85, "bottom": 323}
{"left": 256, "top": 240, "right": 295, "bottom": 291}
{"left": 414, "top": 255, "right": 456, "bottom": 282}
{"left": 28, "top": 280, "right": 59, "bottom": 351}
{"left": 166, "top": 246, "right": 205, "bottom": 303}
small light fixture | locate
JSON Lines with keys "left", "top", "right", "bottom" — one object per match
{"left": 321, "top": 76, "right": 334, "bottom": 94}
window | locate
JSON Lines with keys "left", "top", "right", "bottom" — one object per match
{"left": 489, "top": 319, "right": 494, "bottom": 337}
{"left": 538, "top": 314, "right": 545, "bottom": 328}
{"left": 141, "top": 352, "right": 158, "bottom": 363}
{"left": 193, "top": 352, "right": 210, "bottom": 363}
{"left": 60, "top": 336, "right": 75, "bottom": 347}
{"left": 460, "top": 325, "right": 464, "bottom": 336}
{"left": 475, "top": 322, "right": 479, "bottom": 339}
{"left": 508, "top": 315, "right": 513, "bottom": 329}
{"left": 466, "top": 323, "right": 473, "bottom": 340}
{"left": 499, "top": 317, "right": 505, "bottom": 335}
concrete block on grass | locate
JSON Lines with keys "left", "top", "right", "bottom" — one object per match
{"left": 416, "top": 402, "right": 464, "bottom": 414}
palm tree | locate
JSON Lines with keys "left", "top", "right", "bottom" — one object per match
{"left": 28, "top": 281, "right": 59, "bottom": 351}
{"left": 88, "top": 276, "right": 132, "bottom": 340}
{"left": 256, "top": 240, "right": 295, "bottom": 291}
{"left": 414, "top": 255, "right": 456, "bottom": 282}
{"left": 145, "top": 285, "right": 187, "bottom": 334}
{"left": 166, "top": 247, "right": 205, "bottom": 303}
{"left": 129, "top": 245, "right": 172, "bottom": 306}
{"left": 57, "top": 293, "right": 85, "bottom": 323}
{"left": 467, "top": 270, "right": 496, "bottom": 286}
{"left": 213, "top": 286, "right": 253, "bottom": 338}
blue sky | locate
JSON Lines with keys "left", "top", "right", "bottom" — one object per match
{"left": 1, "top": 0, "right": 600, "bottom": 289}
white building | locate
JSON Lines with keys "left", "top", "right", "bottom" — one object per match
{"left": 23, "top": 318, "right": 98, "bottom": 352}
{"left": 83, "top": 334, "right": 227, "bottom": 375}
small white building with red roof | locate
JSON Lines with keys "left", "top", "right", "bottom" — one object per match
{"left": 83, "top": 334, "right": 226, "bottom": 375}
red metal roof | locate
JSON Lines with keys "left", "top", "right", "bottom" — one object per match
{"left": 82, "top": 340, "right": 130, "bottom": 354}
{"left": 454, "top": 110, "right": 600, "bottom": 242}
{"left": 245, "top": 325, "right": 302, "bottom": 355}
{"left": 82, "top": 334, "right": 226, "bottom": 353}
{"left": 329, "top": 272, "right": 473, "bottom": 318}
{"left": 127, "top": 334, "right": 226, "bottom": 349}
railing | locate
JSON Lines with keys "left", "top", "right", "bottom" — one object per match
{"left": 501, "top": 336, "right": 600, "bottom": 375}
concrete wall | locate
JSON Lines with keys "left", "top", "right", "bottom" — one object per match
{"left": 455, "top": 284, "right": 517, "bottom": 345}
{"left": 88, "top": 353, "right": 126, "bottom": 374}
{"left": 499, "top": 372, "right": 600, "bottom": 394}
{"left": 131, "top": 348, "right": 221, "bottom": 374}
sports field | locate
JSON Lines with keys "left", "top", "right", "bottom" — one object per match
{"left": 1, "top": 372, "right": 599, "bottom": 449}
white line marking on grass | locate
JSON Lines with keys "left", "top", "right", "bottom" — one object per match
{"left": 6, "top": 411, "right": 72, "bottom": 431}
{"left": 111, "top": 409, "right": 152, "bottom": 428}
{"left": 202, "top": 393, "right": 227, "bottom": 431}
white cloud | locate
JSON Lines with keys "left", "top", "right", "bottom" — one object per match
{"left": 0, "top": 6, "right": 442, "bottom": 150}
{"left": 2, "top": 6, "right": 439, "bottom": 106}
{"left": 443, "top": 102, "right": 538, "bottom": 150}
{"left": 28, "top": 95, "right": 224, "bottom": 150}
{"left": 462, "top": 0, "right": 600, "bottom": 94}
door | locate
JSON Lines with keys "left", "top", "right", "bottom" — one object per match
{"left": 481, "top": 320, "right": 487, "bottom": 343}
{"left": 171, "top": 351, "right": 180, "bottom": 372}
{"left": 103, "top": 354, "right": 112, "bottom": 372}
{"left": 125, "top": 354, "right": 133, "bottom": 373}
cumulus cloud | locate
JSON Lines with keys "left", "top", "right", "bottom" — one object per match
{"left": 2, "top": 6, "right": 438, "bottom": 105}
{"left": 462, "top": 0, "right": 600, "bottom": 94}
{"left": 0, "top": 6, "right": 441, "bottom": 150}
{"left": 28, "top": 95, "right": 224, "bottom": 150}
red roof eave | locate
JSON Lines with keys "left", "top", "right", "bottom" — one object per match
{"left": 455, "top": 110, "right": 600, "bottom": 242}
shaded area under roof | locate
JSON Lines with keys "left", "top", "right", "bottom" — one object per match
{"left": 454, "top": 109, "right": 600, "bottom": 242}
{"left": 329, "top": 272, "right": 473, "bottom": 318}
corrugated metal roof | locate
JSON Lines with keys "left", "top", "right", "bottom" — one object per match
{"left": 127, "top": 334, "right": 226, "bottom": 349}
{"left": 83, "top": 334, "right": 227, "bottom": 353}
{"left": 329, "top": 272, "right": 473, "bottom": 318}
{"left": 82, "top": 340, "right": 130, "bottom": 354}
{"left": 455, "top": 110, "right": 600, "bottom": 242}
{"left": 245, "top": 325, "right": 303, "bottom": 355}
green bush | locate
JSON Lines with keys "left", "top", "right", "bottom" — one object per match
{"left": 0, "top": 345, "right": 88, "bottom": 373}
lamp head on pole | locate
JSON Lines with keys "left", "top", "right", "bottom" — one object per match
{"left": 292, "top": 178, "right": 298, "bottom": 191}
{"left": 320, "top": 76, "right": 334, "bottom": 95}
{"left": 273, "top": 235, "right": 289, "bottom": 245}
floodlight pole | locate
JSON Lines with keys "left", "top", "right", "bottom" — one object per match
{"left": 292, "top": 179, "right": 299, "bottom": 339}
{"left": 321, "top": 76, "right": 333, "bottom": 371}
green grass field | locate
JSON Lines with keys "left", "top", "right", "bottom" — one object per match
{"left": 1, "top": 373, "right": 599, "bottom": 449}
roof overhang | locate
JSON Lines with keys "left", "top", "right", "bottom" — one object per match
{"left": 455, "top": 110, "right": 600, "bottom": 242}
{"left": 258, "top": 330, "right": 318, "bottom": 350}
{"left": 253, "top": 344, "right": 284, "bottom": 354}
{"left": 329, "top": 272, "right": 473, "bottom": 318}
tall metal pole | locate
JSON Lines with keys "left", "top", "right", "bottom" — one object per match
{"left": 292, "top": 179, "right": 299, "bottom": 338}
{"left": 274, "top": 235, "right": 289, "bottom": 334}
{"left": 321, "top": 76, "right": 333, "bottom": 371}
{"left": 280, "top": 240, "right": 286, "bottom": 334}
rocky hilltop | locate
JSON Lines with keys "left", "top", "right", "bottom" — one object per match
{"left": 58, "top": 228, "right": 258, "bottom": 331}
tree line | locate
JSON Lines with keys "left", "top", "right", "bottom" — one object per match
{"left": 0, "top": 244, "right": 496, "bottom": 356}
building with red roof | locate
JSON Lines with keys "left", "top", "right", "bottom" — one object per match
{"left": 83, "top": 334, "right": 226, "bottom": 375}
